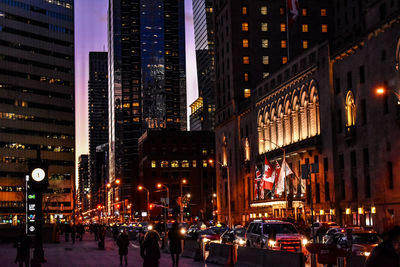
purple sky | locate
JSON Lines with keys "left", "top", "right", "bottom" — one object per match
{"left": 74, "top": 0, "right": 198, "bottom": 161}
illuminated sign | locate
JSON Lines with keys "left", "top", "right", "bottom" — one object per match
{"left": 29, "top": 204, "right": 36, "bottom": 211}
{"left": 28, "top": 194, "right": 36, "bottom": 199}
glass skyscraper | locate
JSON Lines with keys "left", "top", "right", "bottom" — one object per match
{"left": 108, "top": 0, "right": 186, "bottom": 210}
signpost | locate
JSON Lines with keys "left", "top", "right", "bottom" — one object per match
{"left": 26, "top": 151, "right": 49, "bottom": 265}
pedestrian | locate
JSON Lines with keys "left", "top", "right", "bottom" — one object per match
{"left": 168, "top": 222, "right": 182, "bottom": 266}
{"left": 365, "top": 226, "right": 400, "bottom": 267}
{"left": 98, "top": 225, "right": 106, "bottom": 249}
{"left": 140, "top": 230, "right": 161, "bottom": 267}
{"left": 117, "top": 229, "right": 129, "bottom": 266}
{"left": 113, "top": 224, "right": 119, "bottom": 241}
{"left": 77, "top": 223, "right": 84, "bottom": 241}
{"left": 94, "top": 224, "right": 99, "bottom": 241}
{"left": 15, "top": 233, "right": 31, "bottom": 267}
{"left": 71, "top": 223, "right": 76, "bottom": 244}
{"left": 65, "top": 222, "right": 71, "bottom": 242}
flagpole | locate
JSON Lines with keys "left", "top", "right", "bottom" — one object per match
{"left": 286, "top": 0, "right": 290, "bottom": 61}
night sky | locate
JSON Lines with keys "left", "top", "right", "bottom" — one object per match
{"left": 74, "top": 0, "right": 198, "bottom": 161}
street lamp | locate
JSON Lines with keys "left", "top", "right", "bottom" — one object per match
{"left": 180, "top": 179, "right": 187, "bottom": 222}
{"left": 157, "top": 183, "right": 170, "bottom": 239}
{"left": 138, "top": 185, "right": 150, "bottom": 221}
{"left": 210, "top": 159, "right": 232, "bottom": 229}
{"left": 375, "top": 85, "right": 400, "bottom": 104}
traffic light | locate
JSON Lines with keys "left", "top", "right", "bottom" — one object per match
{"left": 116, "top": 204, "right": 120, "bottom": 209}
{"left": 97, "top": 204, "right": 102, "bottom": 209}
{"left": 149, "top": 204, "right": 154, "bottom": 210}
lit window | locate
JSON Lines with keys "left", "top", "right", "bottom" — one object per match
{"left": 321, "top": 24, "right": 328, "bottom": 32}
{"left": 261, "top": 39, "right": 268, "bottom": 48}
{"left": 282, "top": 57, "right": 288, "bottom": 64}
{"left": 303, "top": 40, "right": 308, "bottom": 49}
{"left": 260, "top": 6, "right": 267, "bottom": 15}
{"left": 346, "top": 91, "right": 356, "bottom": 126}
{"left": 261, "top": 23, "right": 268, "bottom": 31}
{"left": 171, "top": 160, "right": 179, "bottom": 168}
{"left": 242, "top": 6, "right": 247, "bottom": 15}
{"left": 182, "top": 160, "right": 189, "bottom": 168}
{"left": 263, "top": 72, "right": 270, "bottom": 79}
{"left": 243, "top": 56, "right": 250, "bottom": 64}
{"left": 161, "top": 161, "right": 169, "bottom": 168}
{"left": 244, "top": 89, "right": 251, "bottom": 98}
{"left": 242, "top": 22, "right": 249, "bottom": 31}
{"left": 262, "top": 56, "right": 269, "bottom": 65}
{"left": 280, "top": 23, "right": 286, "bottom": 32}
{"left": 202, "top": 160, "right": 208, "bottom": 167}
{"left": 281, "top": 40, "right": 287, "bottom": 48}
{"left": 242, "top": 39, "right": 249, "bottom": 48}
{"left": 280, "top": 7, "right": 285, "bottom": 15}
{"left": 302, "top": 8, "right": 307, "bottom": 16}
{"left": 151, "top": 160, "right": 156, "bottom": 168}
{"left": 244, "top": 73, "right": 249, "bottom": 81}
{"left": 202, "top": 150, "right": 207, "bottom": 156}
{"left": 321, "top": 8, "right": 327, "bottom": 16}
{"left": 192, "top": 160, "right": 197, "bottom": 167}
{"left": 302, "top": 24, "right": 308, "bottom": 32}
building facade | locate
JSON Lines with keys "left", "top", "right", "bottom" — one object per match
{"left": 88, "top": 52, "right": 108, "bottom": 209}
{"left": 190, "top": 0, "right": 215, "bottom": 131}
{"left": 0, "top": 0, "right": 75, "bottom": 224}
{"left": 137, "top": 130, "right": 215, "bottom": 221}
{"left": 78, "top": 155, "right": 89, "bottom": 213}
{"left": 107, "top": 0, "right": 187, "bottom": 208}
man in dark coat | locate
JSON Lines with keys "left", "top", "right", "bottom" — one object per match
{"left": 365, "top": 226, "right": 400, "bottom": 267}
{"left": 140, "top": 230, "right": 160, "bottom": 267}
{"left": 15, "top": 233, "right": 31, "bottom": 267}
{"left": 112, "top": 224, "right": 119, "bottom": 241}
{"left": 117, "top": 229, "right": 129, "bottom": 266}
{"left": 168, "top": 222, "right": 182, "bottom": 266}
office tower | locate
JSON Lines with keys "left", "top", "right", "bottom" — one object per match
{"left": 190, "top": 0, "right": 215, "bottom": 131}
{"left": 78, "top": 155, "right": 89, "bottom": 212}
{"left": 0, "top": 0, "right": 75, "bottom": 223}
{"left": 108, "top": 0, "right": 186, "bottom": 210}
{"left": 88, "top": 52, "right": 108, "bottom": 209}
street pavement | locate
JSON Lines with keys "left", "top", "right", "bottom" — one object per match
{"left": 0, "top": 233, "right": 219, "bottom": 267}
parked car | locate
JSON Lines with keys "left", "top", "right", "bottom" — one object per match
{"left": 311, "top": 222, "right": 340, "bottom": 237}
{"left": 221, "top": 227, "right": 246, "bottom": 246}
{"left": 337, "top": 230, "right": 382, "bottom": 257}
{"left": 245, "top": 220, "right": 308, "bottom": 253}
{"left": 322, "top": 228, "right": 346, "bottom": 244}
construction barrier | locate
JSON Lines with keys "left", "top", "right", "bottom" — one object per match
{"left": 206, "top": 243, "right": 234, "bottom": 265}
{"left": 235, "top": 246, "right": 304, "bottom": 267}
{"left": 182, "top": 239, "right": 201, "bottom": 259}
{"left": 347, "top": 255, "right": 366, "bottom": 267}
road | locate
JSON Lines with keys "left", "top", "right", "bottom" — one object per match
{"left": 0, "top": 233, "right": 218, "bottom": 267}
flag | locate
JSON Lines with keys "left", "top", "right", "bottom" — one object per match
{"left": 275, "top": 159, "right": 294, "bottom": 195}
{"left": 287, "top": 0, "right": 299, "bottom": 26}
{"left": 255, "top": 166, "right": 263, "bottom": 199}
{"left": 263, "top": 157, "right": 274, "bottom": 190}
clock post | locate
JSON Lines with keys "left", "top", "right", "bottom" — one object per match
{"left": 27, "top": 153, "right": 49, "bottom": 265}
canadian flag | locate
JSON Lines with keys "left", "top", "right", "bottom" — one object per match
{"left": 255, "top": 166, "right": 263, "bottom": 199}
{"left": 263, "top": 157, "right": 275, "bottom": 190}
{"left": 287, "top": 0, "right": 299, "bottom": 26}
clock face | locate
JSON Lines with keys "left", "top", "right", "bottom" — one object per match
{"left": 31, "top": 168, "right": 45, "bottom": 182}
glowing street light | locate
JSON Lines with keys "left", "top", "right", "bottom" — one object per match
{"left": 186, "top": 193, "right": 191, "bottom": 198}
{"left": 375, "top": 85, "right": 400, "bottom": 104}
{"left": 115, "top": 179, "right": 121, "bottom": 184}
{"left": 138, "top": 185, "right": 150, "bottom": 220}
{"left": 107, "top": 183, "right": 111, "bottom": 188}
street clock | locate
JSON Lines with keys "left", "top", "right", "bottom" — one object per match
{"left": 31, "top": 168, "right": 45, "bottom": 182}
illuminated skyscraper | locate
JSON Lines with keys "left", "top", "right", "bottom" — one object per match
{"left": 108, "top": 0, "right": 186, "bottom": 207}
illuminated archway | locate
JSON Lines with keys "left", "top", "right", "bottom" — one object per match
{"left": 345, "top": 91, "right": 356, "bottom": 126}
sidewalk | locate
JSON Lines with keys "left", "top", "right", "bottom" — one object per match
{"left": 0, "top": 233, "right": 218, "bottom": 267}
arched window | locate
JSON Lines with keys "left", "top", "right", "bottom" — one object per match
{"left": 346, "top": 91, "right": 356, "bottom": 126}
{"left": 244, "top": 138, "right": 250, "bottom": 161}
{"left": 258, "top": 115, "right": 264, "bottom": 154}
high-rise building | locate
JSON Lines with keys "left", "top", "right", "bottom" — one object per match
{"left": 0, "top": 0, "right": 75, "bottom": 224}
{"left": 190, "top": 0, "right": 215, "bottom": 131}
{"left": 88, "top": 52, "right": 108, "bottom": 209}
{"left": 78, "top": 155, "right": 89, "bottom": 213}
{"left": 108, "top": 0, "right": 186, "bottom": 210}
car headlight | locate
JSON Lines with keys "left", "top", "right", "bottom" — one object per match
{"left": 268, "top": 240, "right": 276, "bottom": 247}
{"left": 238, "top": 239, "right": 246, "bottom": 246}
{"left": 361, "top": 251, "right": 371, "bottom": 257}
{"left": 180, "top": 228, "right": 186, "bottom": 235}
{"left": 302, "top": 238, "right": 308, "bottom": 246}
{"left": 203, "top": 237, "right": 210, "bottom": 243}
{"left": 148, "top": 225, "right": 153, "bottom": 230}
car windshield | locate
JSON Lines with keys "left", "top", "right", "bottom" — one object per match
{"left": 200, "top": 229, "right": 217, "bottom": 235}
{"left": 263, "top": 224, "right": 298, "bottom": 234}
{"left": 352, "top": 233, "right": 382, "bottom": 244}
{"left": 235, "top": 228, "right": 246, "bottom": 237}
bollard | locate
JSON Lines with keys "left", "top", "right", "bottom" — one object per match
{"left": 337, "top": 257, "right": 346, "bottom": 267}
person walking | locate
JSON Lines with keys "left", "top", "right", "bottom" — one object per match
{"left": 112, "top": 224, "right": 119, "bottom": 241}
{"left": 117, "top": 229, "right": 129, "bottom": 266}
{"left": 140, "top": 230, "right": 161, "bottom": 267}
{"left": 365, "top": 226, "right": 400, "bottom": 267}
{"left": 15, "top": 233, "right": 31, "bottom": 267}
{"left": 168, "top": 222, "right": 182, "bottom": 266}
{"left": 71, "top": 223, "right": 76, "bottom": 244}
{"left": 94, "top": 224, "right": 99, "bottom": 241}
{"left": 64, "top": 222, "right": 71, "bottom": 242}
{"left": 98, "top": 224, "right": 106, "bottom": 249}
{"left": 77, "top": 223, "right": 85, "bottom": 241}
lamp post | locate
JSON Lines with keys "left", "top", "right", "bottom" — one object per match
{"left": 210, "top": 159, "right": 232, "bottom": 229}
{"left": 375, "top": 86, "right": 400, "bottom": 104}
{"left": 138, "top": 186, "right": 150, "bottom": 221}
{"left": 180, "top": 179, "right": 187, "bottom": 223}
{"left": 157, "top": 183, "right": 169, "bottom": 236}
{"left": 212, "top": 193, "right": 217, "bottom": 222}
